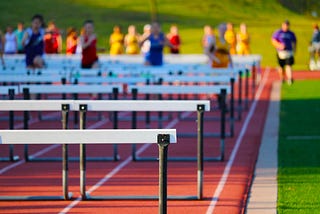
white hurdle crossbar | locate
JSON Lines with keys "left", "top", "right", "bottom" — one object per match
{"left": 0, "top": 74, "right": 65, "bottom": 84}
{"left": 0, "top": 129, "right": 176, "bottom": 214}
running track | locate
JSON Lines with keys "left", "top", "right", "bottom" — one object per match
{"left": 2, "top": 69, "right": 317, "bottom": 214}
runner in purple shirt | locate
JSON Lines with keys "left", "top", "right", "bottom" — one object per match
{"left": 271, "top": 20, "right": 297, "bottom": 85}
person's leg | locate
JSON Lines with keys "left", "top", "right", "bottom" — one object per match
{"left": 285, "top": 65, "right": 292, "bottom": 85}
{"left": 285, "top": 56, "right": 294, "bottom": 85}
{"left": 316, "top": 46, "right": 320, "bottom": 69}
{"left": 277, "top": 55, "right": 285, "bottom": 82}
{"left": 33, "top": 56, "right": 45, "bottom": 68}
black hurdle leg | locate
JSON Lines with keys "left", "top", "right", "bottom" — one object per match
{"left": 220, "top": 89, "right": 227, "bottom": 161}
{"left": 23, "top": 88, "right": 30, "bottom": 161}
{"left": 197, "top": 104, "right": 205, "bottom": 200}
{"left": 238, "top": 71, "right": 243, "bottom": 121}
{"left": 158, "top": 134, "right": 170, "bottom": 214}
{"left": 8, "top": 89, "right": 19, "bottom": 161}
{"left": 245, "top": 69, "right": 249, "bottom": 111}
{"left": 230, "top": 78, "right": 235, "bottom": 138}
{"left": 61, "top": 104, "right": 71, "bottom": 200}
{"left": 73, "top": 79, "right": 79, "bottom": 127}
{"left": 252, "top": 63, "right": 256, "bottom": 99}
{"left": 79, "top": 104, "right": 88, "bottom": 199}
{"left": 131, "top": 88, "right": 138, "bottom": 161}
{"left": 157, "top": 78, "right": 163, "bottom": 129}
{"left": 145, "top": 79, "right": 151, "bottom": 129}
{"left": 112, "top": 87, "right": 119, "bottom": 161}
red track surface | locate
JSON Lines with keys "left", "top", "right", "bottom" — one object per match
{"left": 1, "top": 69, "right": 318, "bottom": 213}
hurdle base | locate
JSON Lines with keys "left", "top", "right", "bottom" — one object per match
{"left": 38, "top": 114, "right": 105, "bottom": 122}
{"left": 133, "top": 156, "right": 223, "bottom": 162}
{"left": 26, "top": 155, "right": 120, "bottom": 162}
{"left": 0, "top": 155, "right": 19, "bottom": 162}
{"left": 85, "top": 195, "right": 199, "bottom": 200}
{"left": 118, "top": 115, "right": 170, "bottom": 122}
{"left": 178, "top": 132, "right": 232, "bottom": 138}
{"left": 0, "top": 192, "right": 73, "bottom": 201}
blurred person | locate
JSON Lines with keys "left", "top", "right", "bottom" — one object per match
{"left": 272, "top": 20, "right": 297, "bottom": 85}
{"left": 66, "top": 27, "right": 78, "bottom": 55}
{"left": 308, "top": 23, "right": 320, "bottom": 70}
{"left": 14, "top": 22, "right": 25, "bottom": 54}
{"left": 44, "top": 21, "right": 62, "bottom": 54}
{"left": 4, "top": 26, "right": 17, "bottom": 54}
{"left": 202, "top": 25, "right": 215, "bottom": 57}
{"left": 224, "top": 22, "right": 237, "bottom": 55}
{"left": 80, "top": 20, "right": 99, "bottom": 68}
{"left": 0, "top": 29, "right": 5, "bottom": 67}
{"left": 109, "top": 25, "right": 124, "bottom": 55}
{"left": 75, "top": 27, "right": 84, "bottom": 54}
{"left": 209, "top": 23, "right": 232, "bottom": 68}
{"left": 22, "top": 14, "right": 45, "bottom": 69}
{"left": 140, "top": 22, "right": 174, "bottom": 66}
{"left": 140, "top": 24, "right": 151, "bottom": 56}
{"left": 167, "top": 24, "right": 181, "bottom": 54}
{"left": 124, "top": 25, "right": 140, "bottom": 54}
{"left": 236, "top": 23, "right": 250, "bottom": 55}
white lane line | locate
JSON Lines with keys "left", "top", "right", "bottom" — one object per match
{"left": 205, "top": 67, "right": 270, "bottom": 214}
{"left": 59, "top": 111, "right": 191, "bottom": 214}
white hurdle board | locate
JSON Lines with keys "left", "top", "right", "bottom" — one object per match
{"left": 0, "top": 100, "right": 74, "bottom": 111}
{"left": 0, "top": 75, "right": 64, "bottom": 83}
{"left": 19, "top": 84, "right": 123, "bottom": 94}
{"left": 0, "top": 129, "right": 176, "bottom": 145}
{"left": 158, "top": 75, "right": 234, "bottom": 84}
{"left": 72, "top": 76, "right": 154, "bottom": 84}
{"left": 128, "top": 85, "right": 230, "bottom": 94}
{"left": 74, "top": 100, "right": 210, "bottom": 112}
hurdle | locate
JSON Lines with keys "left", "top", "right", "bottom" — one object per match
{"left": 0, "top": 74, "right": 65, "bottom": 84}
{"left": 0, "top": 86, "right": 20, "bottom": 162}
{"left": 0, "top": 100, "right": 75, "bottom": 164}
{"left": 19, "top": 85, "right": 122, "bottom": 162}
{"left": 73, "top": 99, "right": 210, "bottom": 200}
{"left": 156, "top": 75, "right": 238, "bottom": 126}
{"left": 0, "top": 128, "right": 176, "bottom": 213}
{"left": 128, "top": 84, "right": 232, "bottom": 138}
{"left": 71, "top": 75, "right": 155, "bottom": 85}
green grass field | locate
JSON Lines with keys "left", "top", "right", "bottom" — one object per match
{"left": 278, "top": 80, "right": 320, "bottom": 213}
{"left": 0, "top": 0, "right": 319, "bottom": 69}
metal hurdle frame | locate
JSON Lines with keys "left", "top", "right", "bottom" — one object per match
{"left": 0, "top": 128, "right": 176, "bottom": 214}
{"left": 20, "top": 85, "right": 122, "bottom": 162}
{"left": 74, "top": 100, "right": 210, "bottom": 200}
{"left": 155, "top": 75, "right": 236, "bottom": 137}
{"left": 0, "top": 100, "right": 74, "bottom": 200}
{"left": 0, "top": 86, "right": 20, "bottom": 162}
{"left": 0, "top": 100, "right": 74, "bottom": 164}
{"left": 129, "top": 85, "right": 230, "bottom": 139}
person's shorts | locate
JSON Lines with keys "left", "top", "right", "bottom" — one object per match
{"left": 81, "top": 60, "right": 99, "bottom": 69}
{"left": 309, "top": 42, "right": 320, "bottom": 53}
{"left": 277, "top": 54, "right": 294, "bottom": 68}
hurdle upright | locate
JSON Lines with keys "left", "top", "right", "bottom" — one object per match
{"left": 0, "top": 86, "right": 20, "bottom": 162}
